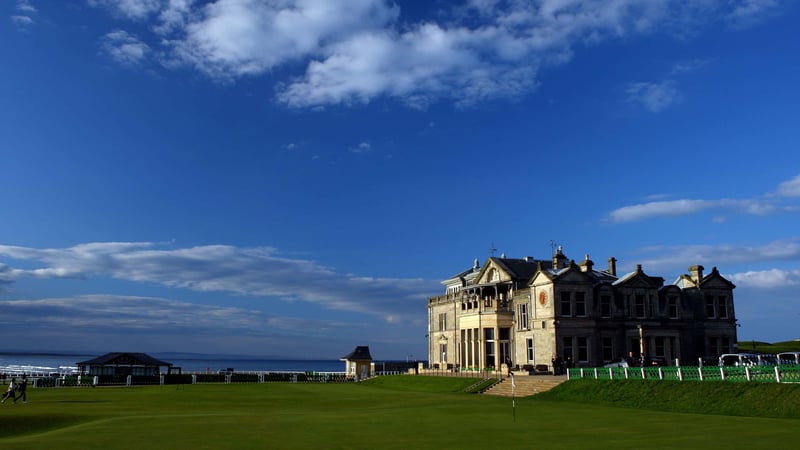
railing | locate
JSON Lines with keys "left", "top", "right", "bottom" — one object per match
{"left": 418, "top": 366, "right": 507, "bottom": 378}
{"left": 26, "top": 371, "right": 354, "bottom": 388}
{"left": 568, "top": 365, "right": 800, "bottom": 383}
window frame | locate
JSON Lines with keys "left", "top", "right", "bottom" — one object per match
{"left": 560, "top": 291, "right": 572, "bottom": 316}
{"left": 517, "top": 303, "right": 529, "bottom": 330}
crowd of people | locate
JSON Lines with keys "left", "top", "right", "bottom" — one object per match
{"left": 1, "top": 375, "right": 28, "bottom": 405}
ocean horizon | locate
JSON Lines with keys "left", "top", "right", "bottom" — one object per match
{"left": 0, "top": 351, "right": 418, "bottom": 375}
{"left": 0, "top": 351, "right": 350, "bottom": 375}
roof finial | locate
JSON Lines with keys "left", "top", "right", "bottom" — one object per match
{"left": 489, "top": 243, "right": 497, "bottom": 257}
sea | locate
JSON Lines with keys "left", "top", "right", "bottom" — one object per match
{"left": 0, "top": 352, "right": 350, "bottom": 376}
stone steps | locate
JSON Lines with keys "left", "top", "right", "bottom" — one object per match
{"left": 482, "top": 376, "right": 565, "bottom": 397}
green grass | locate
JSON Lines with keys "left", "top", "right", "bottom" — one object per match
{"left": 740, "top": 339, "right": 800, "bottom": 354}
{"left": 0, "top": 376, "right": 798, "bottom": 449}
{"left": 359, "top": 374, "right": 478, "bottom": 391}
{"left": 538, "top": 379, "right": 800, "bottom": 418}
{"left": 361, "top": 374, "right": 500, "bottom": 393}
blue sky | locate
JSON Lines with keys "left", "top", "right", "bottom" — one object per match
{"left": 2, "top": 0, "right": 799, "bottom": 360}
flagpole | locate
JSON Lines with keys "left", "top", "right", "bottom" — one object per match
{"left": 510, "top": 372, "right": 516, "bottom": 423}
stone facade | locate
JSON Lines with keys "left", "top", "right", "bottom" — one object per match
{"left": 426, "top": 248, "right": 738, "bottom": 370}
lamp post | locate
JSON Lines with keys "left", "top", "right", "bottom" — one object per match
{"left": 638, "top": 324, "right": 645, "bottom": 358}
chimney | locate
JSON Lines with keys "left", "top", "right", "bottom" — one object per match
{"left": 553, "top": 245, "right": 567, "bottom": 269}
{"left": 689, "top": 265, "right": 704, "bottom": 284}
{"left": 608, "top": 257, "right": 617, "bottom": 276}
{"left": 579, "top": 254, "right": 594, "bottom": 272}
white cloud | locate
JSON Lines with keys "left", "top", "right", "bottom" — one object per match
{"left": 669, "top": 58, "right": 708, "bottom": 75}
{"left": 88, "top": 0, "right": 164, "bottom": 20}
{"left": 16, "top": 0, "right": 36, "bottom": 13}
{"left": 154, "top": 0, "right": 195, "bottom": 34}
{"left": 10, "top": 15, "right": 33, "bottom": 26}
{"left": 0, "top": 293, "right": 391, "bottom": 356}
{"left": 728, "top": 268, "right": 800, "bottom": 289}
{"left": 277, "top": 23, "right": 542, "bottom": 108}
{"left": 725, "top": 0, "right": 780, "bottom": 30}
{"left": 0, "top": 294, "right": 264, "bottom": 330}
{"left": 11, "top": 0, "right": 36, "bottom": 28}
{"left": 100, "top": 30, "right": 151, "bottom": 66}
{"left": 609, "top": 174, "right": 800, "bottom": 223}
{"left": 633, "top": 238, "right": 800, "bottom": 273}
{"left": 169, "top": 0, "right": 399, "bottom": 81}
{"left": 84, "top": 0, "right": 787, "bottom": 108}
{"left": 350, "top": 141, "right": 372, "bottom": 154}
{"left": 0, "top": 241, "right": 438, "bottom": 323}
{"left": 625, "top": 80, "right": 683, "bottom": 113}
{"left": 775, "top": 174, "right": 800, "bottom": 197}
{"left": 609, "top": 199, "right": 709, "bottom": 222}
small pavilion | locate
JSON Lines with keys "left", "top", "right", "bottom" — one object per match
{"left": 77, "top": 352, "right": 176, "bottom": 376}
{"left": 341, "top": 346, "right": 374, "bottom": 381}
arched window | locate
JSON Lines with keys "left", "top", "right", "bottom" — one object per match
{"left": 488, "top": 268, "right": 500, "bottom": 282}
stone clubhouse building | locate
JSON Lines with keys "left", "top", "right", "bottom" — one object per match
{"left": 426, "top": 247, "right": 738, "bottom": 371}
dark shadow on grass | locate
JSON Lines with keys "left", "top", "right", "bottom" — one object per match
{"left": 0, "top": 414, "right": 95, "bottom": 439}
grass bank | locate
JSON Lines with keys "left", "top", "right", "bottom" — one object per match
{"left": 537, "top": 378, "right": 800, "bottom": 418}
{"left": 743, "top": 339, "right": 800, "bottom": 354}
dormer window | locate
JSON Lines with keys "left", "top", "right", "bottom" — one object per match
{"left": 667, "top": 296, "right": 679, "bottom": 319}
{"left": 717, "top": 296, "right": 728, "bottom": 319}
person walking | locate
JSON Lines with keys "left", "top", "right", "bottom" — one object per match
{"left": 1, "top": 378, "right": 16, "bottom": 404}
{"left": 15, "top": 376, "right": 28, "bottom": 403}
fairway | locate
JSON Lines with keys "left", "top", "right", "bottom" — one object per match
{"left": 0, "top": 379, "right": 796, "bottom": 449}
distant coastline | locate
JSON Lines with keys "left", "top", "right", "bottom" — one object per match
{"left": 0, "top": 350, "right": 96, "bottom": 357}
{"left": 0, "top": 351, "right": 415, "bottom": 375}
{"left": 0, "top": 350, "right": 300, "bottom": 360}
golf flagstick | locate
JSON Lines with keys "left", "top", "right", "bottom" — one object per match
{"left": 510, "top": 372, "right": 516, "bottom": 422}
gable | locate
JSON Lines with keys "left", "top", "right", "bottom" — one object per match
{"left": 700, "top": 267, "right": 735, "bottom": 289}
{"left": 701, "top": 277, "right": 734, "bottom": 290}
{"left": 659, "top": 285, "right": 682, "bottom": 295}
{"left": 552, "top": 267, "right": 595, "bottom": 285}
{"left": 475, "top": 260, "right": 513, "bottom": 284}
{"left": 673, "top": 275, "right": 697, "bottom": 289}
{"left": 614, "top": 270, "right": 664, "bottom": 289}
{"left": 620, "top": 277, "right": 656, "bottom": 289}
{"left": 529, "top": 269, "right": 553, "bottom": 286}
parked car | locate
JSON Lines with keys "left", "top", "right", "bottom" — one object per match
{"left": 699, "top": 356, "right": 718, "bottom": 367}
{"left": 719, "top": 353, "right": 756, "bottom": 366}
{"left": 603, "top": 357, "right": 629, "bottom": 368}
{"left": 719, "top": 353, "right": 778, "bottom": 367}
{"left": 644, "top": 356, "right": 668, "bottom": 367}
{"left": 603, "top": 356, "right": 667, "bottom": 368}
{"left": 757, "top": 354, "right": 779, "bottom": 366}
{"left": 777, "top": 352, "right": 800, "bottom": 365}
